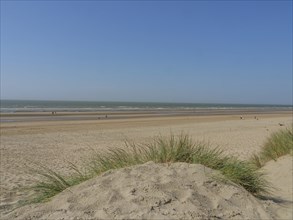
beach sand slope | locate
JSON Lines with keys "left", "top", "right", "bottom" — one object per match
{"left": 6, "top": 162, "right": 272, "bottom": 220}
{"left": 261, "top": 155, "right": 293, "bottom": 220}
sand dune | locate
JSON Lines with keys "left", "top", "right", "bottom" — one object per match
{"left": 5, "top": 162, "right": 272, "bottom": 220}
{"left": 4, "top": 157, "right": 292, "bottom": 220}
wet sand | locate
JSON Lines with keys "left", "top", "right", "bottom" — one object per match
{"left": 1, "top": 109, "right": 291, "bottom": 123}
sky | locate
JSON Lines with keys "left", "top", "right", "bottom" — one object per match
{"left": 1, "top": 0, "right": 292, "bottom": 105}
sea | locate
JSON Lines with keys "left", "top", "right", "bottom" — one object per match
{"left": 0, "top": 100, "right": 291, "bottom": 113}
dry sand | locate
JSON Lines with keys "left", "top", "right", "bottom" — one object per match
{"left": 0, "top": 112, "right": 292, "bottom": 219}
{"left": 6, "top": 162, "right": 272, "bottom": 220}
{"left": 261, "top": 155, "right": 293, "bottom": 219}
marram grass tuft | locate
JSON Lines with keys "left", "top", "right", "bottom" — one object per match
{"left": 29, "top": 134, "right": 271, "bottom": 203}
{"left": 250, "top": 127, "right": 293, "bottom": 168}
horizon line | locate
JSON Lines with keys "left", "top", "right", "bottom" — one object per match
{"left": 1, "top": 98, "right": 292, "bottom": 107}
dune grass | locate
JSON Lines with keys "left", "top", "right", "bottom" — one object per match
{"left": 251, "top": 127, "right": 293, "bottom": 168}
{"left": 26, "top": 162, "right": 90, "bottom": 203}
{"left": 29, "top": 134, "right": 270, "bottom": 203}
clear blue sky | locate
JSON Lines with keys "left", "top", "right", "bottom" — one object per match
{"left": 1, "top": 0, "right": 292, "bottom": 105}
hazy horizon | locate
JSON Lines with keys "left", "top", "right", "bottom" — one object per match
{"left": 1, "top": 1, "right": 292, "bottom": 105}
{"left": 1, "top": 98, "right": 292, "bottom": 107}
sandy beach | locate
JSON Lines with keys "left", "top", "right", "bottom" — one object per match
{"left": 2, "top": 0, "right": 292, "bottom": 218}
{"left": 0, "top": 111, "right": 292, "bottom": 219}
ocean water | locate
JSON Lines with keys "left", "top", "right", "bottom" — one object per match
{"left": 0, "top": 100, "right": 291, "bottom": 113}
